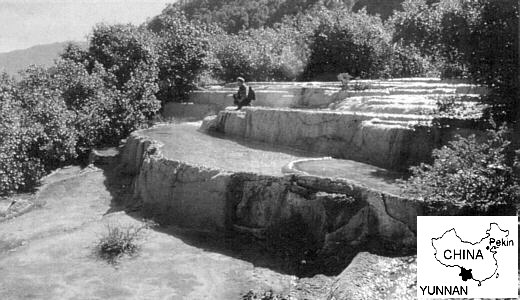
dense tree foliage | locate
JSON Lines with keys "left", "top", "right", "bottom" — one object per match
{"left": 0, "top": 74, "right": 45, "bottom": 193}
{"left": 391, "top": 0, "right": 519, "bottom": 120}
{"left": 302, "top": 8, "right": 393, "bottom": 79}
{"left": 0, "top": 24, "right": 162, "bottom": 195}
{"left": 169, "top": 0, "right": 334, "bottom": 33}
{"left": 403, "top": 125, "right": 519, "bottom": 214}
{"left": 63, "top": 24, "right": 161, "bottom": 141}
{"left": 169, "top": 0, "right": 407, "bottom": 34}
{"left": 148, "top": 11, "right": 214, "bottom": 102}
{"left": 213, "top": 22, "right": 309, "bottom": 81}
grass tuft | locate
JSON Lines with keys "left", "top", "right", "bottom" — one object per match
{"left": 96, "top": 220, "right": 156, "bottom": 264}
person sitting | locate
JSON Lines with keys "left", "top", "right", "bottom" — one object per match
{"left": 233, "top": 77, "right": 251, "bottom": 110}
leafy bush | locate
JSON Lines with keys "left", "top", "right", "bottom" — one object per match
{"left": 386, "top": 44, "right": 435, "bottom": 78}
{"left": 148, "top": 11, "right": 214, "bottom": 102}
{"left": 212, "top": 23, "right": 308, "bottom": 81}
{"left": 68, "top": 24, "right": 161, "bottom": 140}
{"left": 390, "top": 0, "right": 441, "bottom": 58}
{"left": 113, "top": 61, "right": 160, "bottom": 138}
{"left": 0, "top": 25, "right": 162, "bottom": 196}
{"left": 390, "top": 0, "right": 519, "bottom": 120}
{"left": 0, "top": 74, "right": 45, "bottom": 195}
{"left": 170, "top": 0, "right": 326, "bottom": 34}
{"left": 402, "top": 124, "right": 519, "bottom": 214}
{"left": 464, "top": 0, "right": 519, "bottom": 121}
{"left": 51, "top": 60, "right": 119, "bottom": 152}
{"left": 302, "top": 8, "right": 393, "bottom": 80}
{"left": 88, "top": 24, "right": 158, "bottom": 88}
{"left": 16, "top": 66, "right": 78, "bottom": 172}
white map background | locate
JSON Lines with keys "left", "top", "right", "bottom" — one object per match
{"left": 417, "top": 216, "right": 518, "bottom": 299}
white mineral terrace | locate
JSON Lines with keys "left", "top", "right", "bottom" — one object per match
{"left": 135, "top": 123, "right": 403, "bottom": 193}
{"left": 163, "top": 78, "right": 486, "bottom": 121}
{"left": 119, "top": 78, "right": 486, "bottom": 264}
{"left": 120, "top": 122, "right": 419, "bottom": 250}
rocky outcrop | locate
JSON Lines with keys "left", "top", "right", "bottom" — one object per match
{"left": 207, "top": 108, "right": 434, "bottom": 171}
{"left": 207, "top": 108, "right": 485, "bottom": 171}
{"left": 119, "top": 126, "right": 420, "bottom": 248}
{"left": 120, "top": 131, "right": 233, "bottom": 230}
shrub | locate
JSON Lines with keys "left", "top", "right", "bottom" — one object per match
{"left": 0, "top": 25, "right": 162, "bottom": 196}
{"left": 148, "top": 11, "right": 214, "bottom": 102}
{"left": 16, "top": 66, "right": 78, "bottom": 172}
{"left": 170, "top": 0, "right": 325, "bottom": 34}
{"left": 213, "top": 24, "right": 308, "bottom": 81}
{"left": 51, "top": 60, "right": 120, "bottom": 153}
{"left": 88, "top": 24, "right": 158, "bottom": 88}
{"left": 112, "top": 62, "right": 160, "bottom": 138}
{"left": 0, "top": 74, "right": 45, "bottom": 195}
{"left": 76, "top": 24, "right": 161, "bottom": 140}
{"left": 464, "top": 0, "right": 519, "bottom": 121}
{"left": 390, "top": 0, "right": 519, "bottom": 120}
{"left": 402, "top": 124, "right": 519, "bottom": 214}
{"left": 389, "top": 0, "right": 441, "bottom": 58}
{"left": 386, "top": 44, "right": 435, "bottom": 78}
{"left": 302, "top": 8, "right": 393, "bottom": 80}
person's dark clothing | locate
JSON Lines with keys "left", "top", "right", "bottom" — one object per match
{"left": 233, "top": 84, "right": 251, "bottom": 109}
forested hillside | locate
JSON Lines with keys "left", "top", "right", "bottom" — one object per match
{"left": 170, "top": 0, "right": 406, "bottom": 33}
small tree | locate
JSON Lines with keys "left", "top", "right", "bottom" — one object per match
{"left": 84, "top": 24, "right": 161, "bottom": 139}
{"left": 51, "top": 60, "right": 119, "bottom": 152}
{"left": 16, "top": 66, "right": 78, "bottom": 172}
{"left": 403, "top": 124, "right": 519, "bottom": 215}
{"left": 148, "top": 11, "right": 213, "bottom": 103}
{"left": 88, "top": 24, "right": 158, "bottom": 89}
{"left": 302, "top": 8, "right": 393, "bottom": 80}
{"left": 0, "top": 74, "right": 45, "bottom": 195}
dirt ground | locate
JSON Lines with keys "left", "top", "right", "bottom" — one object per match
{"left": 0, "top": 164, "right": 335, "bottom": 299}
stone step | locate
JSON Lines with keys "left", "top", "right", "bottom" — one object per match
{"left": 332, "top": 94, "right": 483, "bottom": 116}
{"left": 201, "top": 107, "right": 483, "bottom": 171}
{"left": 119, "top": 122, "right": 420, "bottom": 253}
{"left": 220, "top": 79, "right": 487, "bottom": 91}
{"left": 186, "top": 80, "right": 486, "bottom": 115}
{"left": 338, "top": 103, "right": 437, "bottom": 115}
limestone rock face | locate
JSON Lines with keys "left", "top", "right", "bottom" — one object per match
{"left": 121, "top": 132, "right": 233, "bottom": 230}
{"left": 120, "top": 126, "right": 420, "bottom": 248}
{"left": 135, "top": 156, "right": 233, "bottom": 230}
{"left": 199, "top": 115, "right": 218, "bottom": 132}
{"left": 292, "top": 175, "right": 418, "bottom": 246}
{"left": 209, "top": 108, "right": 485, "bottom": 171}
{"left": 212, "top": 108, "right": 433, "bottom": 171}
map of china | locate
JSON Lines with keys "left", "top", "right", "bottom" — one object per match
{"left": 431, "top": 223, "right": 510, "bottom": 286}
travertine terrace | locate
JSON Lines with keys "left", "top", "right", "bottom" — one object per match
{"left": 122, "top": 78, "right": 487, "bottom": 249}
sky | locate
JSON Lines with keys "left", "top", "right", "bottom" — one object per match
{"left": 0, "top": 0, "right": 174, "bottom": 53}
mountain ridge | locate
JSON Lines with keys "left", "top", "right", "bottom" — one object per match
{"left": 0, "top": 41, "right": 87, "bottom": 75}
